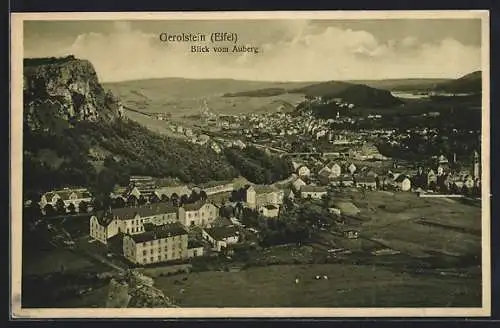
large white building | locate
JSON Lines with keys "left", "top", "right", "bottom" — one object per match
{"left": 123, "top": 222, "right": 189, "bottom": 265}
{"left": 89, "top": 203, "right": 178, "bottom": 244}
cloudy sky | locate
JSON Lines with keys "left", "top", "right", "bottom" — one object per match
{"left": 23, "top": 19, "right": 482, "bottom": 82}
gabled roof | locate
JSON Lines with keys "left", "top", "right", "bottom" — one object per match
{"left": 203, "top": 226, "right": 240, "bottom": 241}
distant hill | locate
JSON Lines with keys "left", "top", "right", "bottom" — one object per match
{"left": 222, "top": 80, "right": 402, "bottom": 108}
{"left": 433, "top": 71, "right": 482, "bottom": 94}
{"left": 347, "top": 78, "right": 451, "bottom": 92}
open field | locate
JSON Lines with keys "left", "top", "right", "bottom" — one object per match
{"left": 22, "top": 248, "right": 107, "bottom": 276}
{"left": 326, "top": 191, "right": 481, "bottom": 260}
{"left": 155, "top": 263, "right": 480, "bottom": 307}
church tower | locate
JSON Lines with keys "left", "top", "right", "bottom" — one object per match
{"left": 473, "top": 150, "right": 480, "bottom": 179}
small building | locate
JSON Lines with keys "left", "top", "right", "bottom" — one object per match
{"left": 89, "top": 210, "right": 120, "bottom": 245}
{"left": 355, "top": 176, "right": 377, "bottom": 190}
{"left": 297, "top": 165, "right": 311, "bottom": 178}
{"left": 329, "top": 163, "right": 342, "bottom": 178}
{"left": 347, "top": 163, "right": 357, "bottom": 175}
{"left": 202, "top": 226, "right": 240, "bottom": 252}
{"left": 123, "top": 222, "right": 189, "bottom": 266}
{"left": 187, "top": 240, "right": 205, "bottom": 258}
{"left": 300, "top": 185, "right": 328, "bottom": 199}
{"left": 395, "top": 175, "right": 412, "bottom": 191}
{"left": 328, "top": 207, "right": 341, "bottom": 216}
{"left": 343, "top": 230, "right": 360, "bottom": 239}
{"left": 259, "top": 204, "right": 280, "bottom": 218}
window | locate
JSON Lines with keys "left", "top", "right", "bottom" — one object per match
{"left": 143, "top": 250, "right": 147, "bottom": 256}
{"left": 190, "top": 220, "right": 195, "bottom": 226}
{"left": 158, "top": 255, "right": 161, "bottom": 261}
{"left": 150, "top": 249, "right": 153, "bottom": 255}
{"left": 164, "top": 246, "right": 168, "bottom": 252}
{"left": 150, "top": 257, "right": 154, "bottom": 262}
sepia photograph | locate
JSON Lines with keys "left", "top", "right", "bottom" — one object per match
{"left": 10, "top": 11, "right": 490, "bottom": 318}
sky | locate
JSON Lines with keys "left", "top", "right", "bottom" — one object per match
{"left": 23, "top": 19, "right": 483, "bottom": 83}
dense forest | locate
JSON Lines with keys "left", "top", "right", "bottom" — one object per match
{"left": 224, "top": 146, "right": 294, "bottom": 185}
{"left": 23, "top": 119, "right": 239, "bottom": 198}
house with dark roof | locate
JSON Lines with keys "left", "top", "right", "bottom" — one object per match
{"left": 123, "top": 222, "right": 189, "bottom": 266}
{"left": 178, "top": 201, "right": 218, "bottom": 227}
{"left": 202, "top": 226, "right": 240, "bottom": 252}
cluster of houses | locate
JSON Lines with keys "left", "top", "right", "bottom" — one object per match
{"left": 89, "top": 181, "right": 293, "bottom": 266}
{"left": 286, "top": 150, "right": 481, "bottom": 197}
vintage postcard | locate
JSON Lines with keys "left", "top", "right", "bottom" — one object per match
{"left": 10, "top": 10, "right": 490, "bottom": 318}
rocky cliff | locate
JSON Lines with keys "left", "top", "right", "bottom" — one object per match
{"left": 106, "top": 271, "right": 177, "bottom": 308}
{"left": 23, "top": 55, "right": 120, "bottom": 130}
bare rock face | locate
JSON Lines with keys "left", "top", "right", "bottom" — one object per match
{"left": 23, "top": 55, "right": 120, "bottom": 130}
{"left": 105, "top": 271, "right": 177, "bottom": 308}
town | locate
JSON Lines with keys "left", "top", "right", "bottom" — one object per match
{"left": 20, "top": 39, "right": 484, "bottom": 307}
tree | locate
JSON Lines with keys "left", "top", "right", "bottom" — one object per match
{"left": 43, "top": 204, "right": 56, "bottom": 216}
{"left": 24, "top": 202, "right": 42, "bottom": 223}
{"left": 199, "top": 190, "right": 207, "bottom": 202}
{"left": 138, "top": 195, "right": 148, "bottom": 206}
{"left": 180, "top": 194, "right": 189, "bottom": 205}
{"left": 67, "top": 203, "right": 76, "bottom": 214}
{"left": 171, "top": 193, "right": 179, "bottom": 206}
{"left": 78, "top": 200, "right": 89, "bottom": 213}
{"left": 55, "top": 198, "right": 66, "bottom": 215}
{"left": 189, "top": 190, "right": 201, "bottom": 203}
{"left": 127, "top": 195, "right": 138, "bottom": 207}
{"left": 150, "top": 193, "right": 160, "bottom": 204}
{"left": 113, "top": 197, "right": 126, "bottom": 209}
